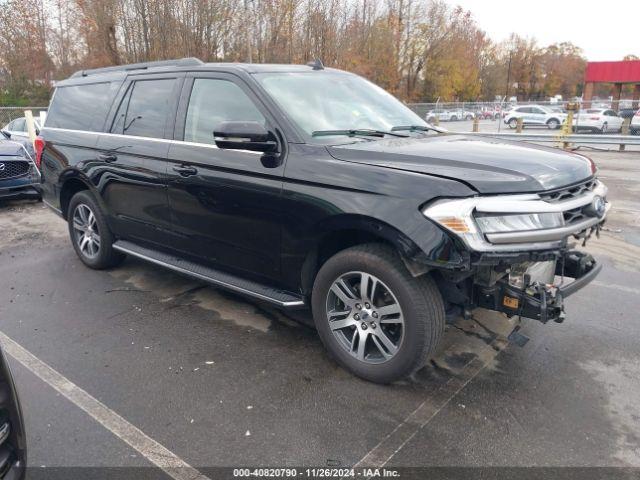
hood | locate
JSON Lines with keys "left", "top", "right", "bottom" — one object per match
{"left": 327, "top": 134, "right": 593, "bottom": 194}
{"left": 0, "top": 140, "right": 28, "bottom": 157}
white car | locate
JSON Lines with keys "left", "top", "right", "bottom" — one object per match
{"left": 426, "top": 110, "right": 459, "bottom": 122}
{"left": 631, "top": 109, "right": 640, "bottom": 135}
{"left": 503, "top": 105, "right": 567, "bottom": 130}
{"left": 2, "top": 117, "right": 42, "bottom": 142}
{"left": 573, "top": 109, "right": 624, "bottom": 133}
{"left": 453, "top": 109, "right": 475, "bottom": 120}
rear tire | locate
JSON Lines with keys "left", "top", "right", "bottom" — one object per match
{"left": 547, "top": 118, "right": 560, "bottom": 130}
{"left": 311, "top": 244, "right": 445, "bottom": 384}
{"left": 67, "top": 190, "right": 125, "bottom": 269}
{"left": 600, "top": 122, "right": 608, "bottom": 134}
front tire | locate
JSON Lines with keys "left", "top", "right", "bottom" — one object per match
{"left": 507, "top": 118, "right": 518, "bottom": 129}
{"left": 67, "top": 190, "right": 125, "bottom": 269}
{"left": 311, "top": 244, "right": 445, "bottom": 383}
{"left": 547, "top": 118, "right": 560, "bottom": 130}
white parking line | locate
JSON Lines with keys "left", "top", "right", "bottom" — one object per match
{"left": 0, "top": 331, "right": 210, "bottom": 480}
{"left": 354, "top": 357, "right": 486, "bottom": 468}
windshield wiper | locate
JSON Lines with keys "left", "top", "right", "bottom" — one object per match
{"left": 391, "top": 125, "right": 444, "bottom": 133}
{"left": 312, "top": 129, "right": 409, "bottom": 138}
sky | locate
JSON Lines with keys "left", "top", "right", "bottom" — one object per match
{"left": 443, "top": 0, "right": 639, "bottom": 61}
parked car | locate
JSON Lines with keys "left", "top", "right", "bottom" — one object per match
{"left": 504, "top": 105, "right": 567, "bottom": 129}
{"left": 618, "top": 107, "right": 638, "bottom": 119}
{"left": 39, "top": 58, "right": 609, "bottom": 383}
{"left": 631, "top": 109, "right": 640, "bottom": 134}
{"left": 425, "top": 110, "right": 459, "bottom": 122}
{"left": 478, "top": 108, "right": 501, "bottom": 120}
{"left": 573, "top": 109, "right": 624, "bottom": 133}
{"left": 454, "top": 109, "right": 475, "bottom": 121}
{"left": 1, "top": 117, "right": 42, "bottom": 158}
{"left": 0, "top": 342, "right": 27, "bottom": 479}
{"left": 2, "top": 117, "right": 41, "bottom": 142}
{"left": 0, "top": 139, "right": 41, "bottom": 201}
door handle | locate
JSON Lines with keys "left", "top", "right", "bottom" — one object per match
{"left": 172, "top": 165, "right": 198, "bottom": 177}
{"left": 98, "top": 153, "right": 118, "bottom": 163}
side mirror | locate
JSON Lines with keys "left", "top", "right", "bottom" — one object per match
{"left": 213, "top": 121, "right": 278, "bottom": 153}
{"left": 1, "top": 130, "right": 11, "bottom": 139}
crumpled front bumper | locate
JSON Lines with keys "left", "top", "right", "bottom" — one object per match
{"left": 475, "top": 250, "right": 601, "bottom": 323}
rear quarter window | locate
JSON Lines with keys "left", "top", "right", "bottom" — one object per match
{"left": 46, "top": 82, "right": 119, "bottom": 132}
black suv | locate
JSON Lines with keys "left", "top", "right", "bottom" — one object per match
{"left": 39, "top": 58, "right": 609, "bottom": 383}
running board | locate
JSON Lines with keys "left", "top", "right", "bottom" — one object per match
{"left": 112, "top": 240, "right": 306, "bottom": 308}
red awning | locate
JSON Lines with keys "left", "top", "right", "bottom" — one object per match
{"left": 585, "top": 61, "right": 640, "bottom": 83}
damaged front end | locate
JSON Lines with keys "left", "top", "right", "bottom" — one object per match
{"left": 424, "top": 178, "right": 610, "bottom": 324}
{"left": 475, "top": 249, "right": 600, "bottom": 323}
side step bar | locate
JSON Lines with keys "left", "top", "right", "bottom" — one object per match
{"left": 112, "top": 240, "right": 306, "bottom": 309}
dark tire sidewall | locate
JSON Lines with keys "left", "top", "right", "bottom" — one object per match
{"left": 67, "top": 191, "right": 120, "bottom": 269}
{"left": 312, "top": 246, "right": 441, "bottom": 383}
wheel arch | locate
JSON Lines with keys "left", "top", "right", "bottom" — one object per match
{"left": 58, "top": 170, "right": 99, "bottom": 220}
{"left": 300, "top": 215, "right": 437, "bottom": 296}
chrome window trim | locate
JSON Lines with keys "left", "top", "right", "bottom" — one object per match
{"left": 41, "top": 127, "right": 262, "bottom": 155}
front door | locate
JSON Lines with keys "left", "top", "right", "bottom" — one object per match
{"left": 166, "top": 74, "right": 286, "bottom": 282}
{"left": 96, "top": 74, "right": 183, "bottom": 246}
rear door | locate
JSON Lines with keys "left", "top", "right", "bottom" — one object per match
{"left": 96, "top": 74, "right": 183, "bottom": 246}
{"left": 166, "top": 72, "right": 286, "bottom": 282}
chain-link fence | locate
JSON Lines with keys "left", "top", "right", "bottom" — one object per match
{"left": 0, "top": 107, "right": 48, "bottom": 128}
{"left": 406, "top": 99, "right": 639, "bottom": 135}
{"left": 406, "top": 99, "right": 639, "bottom": 119}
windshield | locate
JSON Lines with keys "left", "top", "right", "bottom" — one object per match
{"left": 254, "top": 71, "right": 430, "bottom": 141}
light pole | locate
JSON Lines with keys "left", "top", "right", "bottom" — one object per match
{"left": 505, "top": 50, "right": 513, "bottom": 102}
{"left": 499, "top": 50, "right": 514, "bottom": 133}
{"left": 244, "top": 0, "right": 253, "bottom": 63}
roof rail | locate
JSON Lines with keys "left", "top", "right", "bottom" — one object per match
{"left": 70, "top": 57, "right": 204, "bottom": 78}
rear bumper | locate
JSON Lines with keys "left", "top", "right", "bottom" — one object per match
{"left": 475, "top": 250, "right": 600, "bottom": 324}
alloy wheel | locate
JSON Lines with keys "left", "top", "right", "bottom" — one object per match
{"left": 325, "top": 271, "right": 404, "bottom": 364}
{"left": 72, "top": 204, "right": 101, "bottom": 259}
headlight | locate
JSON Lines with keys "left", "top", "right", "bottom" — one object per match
{"left": 475, "top": 212, "right": 563, "bottom": 233}
{"left": 422, "top": 181, "right": 608, "bottom": 251}
{"left": 422, "top": 196, "right": 565, "bottom": 250}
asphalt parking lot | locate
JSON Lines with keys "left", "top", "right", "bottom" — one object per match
{"left": 1, "top": 150, "right": 639, "bottom": 478}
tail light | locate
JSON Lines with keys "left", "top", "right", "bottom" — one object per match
{"left": 34, "top": 136, "right": 45, "bottom": 169}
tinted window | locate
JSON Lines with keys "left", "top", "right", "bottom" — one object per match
{"left": 516, "top": 107, "right": 529, "bottom": 113}
{"left": 46, "top": 82, "right": 116, "bottom": 131}
{"left": 113, "top": 79, "right": 177, "bottom": 138}
{"left": 184, "top": 79, "right": 265, "bottom": 144}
